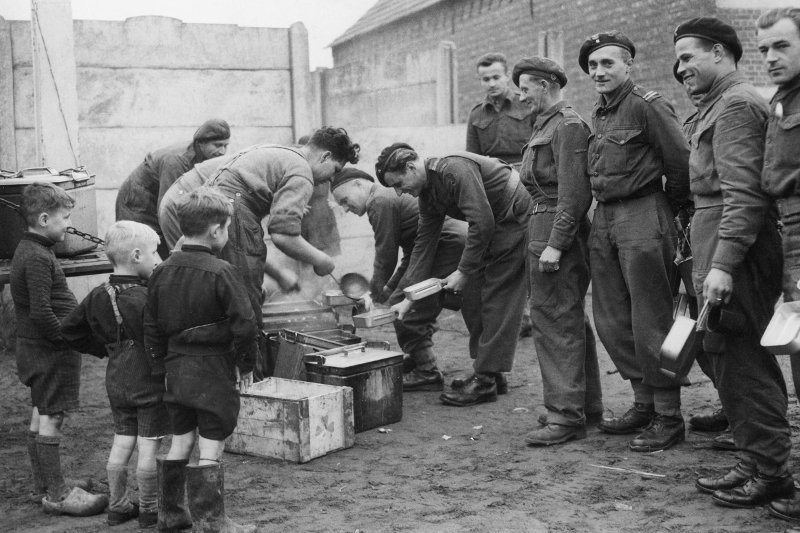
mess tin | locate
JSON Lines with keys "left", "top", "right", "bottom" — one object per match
{"left": 323, "top": 289, "right": 358, "bottom": 307}
{"left": 761, "top": 301, "right": 800, "bottom": 355}
{"left": 404, "top": 278, "right": 443, "bottom": 301}
{"left": 660, "top": 301, "right": 710, "bottom": 379}
{"left": 352, "top": 308, "right": 396, "bottom": 328}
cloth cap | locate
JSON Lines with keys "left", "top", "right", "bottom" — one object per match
{"left": 193, "top": 119, "right": 230, "bottom": 143}
{"left": 673, "top": 17, "right": 742, "bottom": 63}
{"left": 578, "top": 31, "right": 636, "bottom": 74}
{"left": 512, "top": 57, "right": 567, "bottom": 88}
{"left": 330, "top": 167, "right": 374, "bottom": 191}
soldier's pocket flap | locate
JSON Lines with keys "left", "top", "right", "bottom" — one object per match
{"left": 607, "top": 129, "right": 641, "bottom": 145}
{"left": 780, "top": 113, "right": 800, "bottom": 130}
{"left": 527, "top": 239, "right": 547, "bottom": 257}
{"left": 529, "top": 134, "right": 553, "bottom": 147}
{"left": 175, "top": 319, "right": 234, "bottom": 345}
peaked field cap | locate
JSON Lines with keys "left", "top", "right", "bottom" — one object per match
{"left": 330, "top": 167, "right": 374, "bottom": 190}
{"left": 512, "top": 57, "right": 567, "bottom": 88}
{"left": 578, "top": 31, "right": 635, "bottom": 73}
{"left": 673, "top": 17, "right": 742, "bottom": 63}
{"left": 193, "top": 119, "right": 230, "bottom": 142}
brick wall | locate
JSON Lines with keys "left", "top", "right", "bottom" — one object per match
{"left": 332, "top": 0, "right": 772, "bottom": 128}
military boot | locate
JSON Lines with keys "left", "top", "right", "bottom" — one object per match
{"left": 696, "top": 462, "right": 756, "bottom": 494}
{"left": 403, "top": 367, "right": 444, "bottom": 391}
{"left": 186, "top": 463, "right": 255, "bottom": 533}
{"left": 157, "top": 458, "right": 191, "bottom": 532}
{"left": 689, "top": 408, "right": 729, "bottom": 432}
{"left": 769, "top": 493, "right": 800, "bottom": 523}
{"left": 440, "top": 374, "right": 497, "bottom": 406}
{"left": 629, "top": 414, "right": 685, "bottom": 452}
{"left": 451, "top": 373, "right": 508, "bottom": 394}
{"left": 598, "top": 402, "right": 654, "bottom": 435}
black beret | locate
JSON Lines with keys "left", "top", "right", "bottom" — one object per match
{"left": 578, "top": 31, "right": 636, "bottom": 74}
{"left": 330, "top": 167, "right": 374, "bottom": 191}
{"left": 193, "top": 118, "right": 230, "bottom": 142}
{"left": 512, "top": 56, "right": 567, "bottom": 88}
{"left": 674, "top": 17, "right": 742, "bottom": 63}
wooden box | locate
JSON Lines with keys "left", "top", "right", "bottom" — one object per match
{"left": 305, "top": 345, "right": 403, "bottom": 433}
{"left": 226, "top": 378, "right": 354, "bottom": 463}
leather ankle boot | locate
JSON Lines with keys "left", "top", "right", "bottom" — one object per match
{"left": 598, "top": 403, "right": 654, "bottom": 435}
{"left": 689, "top": 408, "right": 728, "bottom": 432}
{"left": 696, "top": 462, "right": 755, "bottom": 494}
{"left": 712, "top": 471, "right": 795, "bottom": 509}
{"left": 629, "top": 414, "right": 685, "bottom": 452}
{"left": 440, "top": 374, "right": 497, "bottom": 407}
{"left": 451, "top": 373, "right": 507, "bottom": 394}
{"left": 768, "top": 493, "right": 800, "bottom": 522}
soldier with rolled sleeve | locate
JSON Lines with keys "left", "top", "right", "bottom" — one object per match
{"left": 579, "top": 31, "right": 691, "bottom": 452}
{"left": 510, "top": 57, "right": 603, "bottom": 446}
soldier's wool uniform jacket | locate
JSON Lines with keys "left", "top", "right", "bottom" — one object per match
{"left": 466, "top": 88, "right": 535, "bottom": 164}
{"left": 762, "top": 75, "right": 800, "bottom": 199}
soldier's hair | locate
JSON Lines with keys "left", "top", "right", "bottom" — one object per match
{"left": 476, "top": 52, "right": 507, "bottom": 72}
{"left": 308, "top": 126, "right": 360, "bottom": 164}
{"left": 19, "top": 182, "right": 75, "bottom": 227}
{"left": 176, "top": 186, "right": 233, "bottom": 238}
{"left": 375, "top": 143, "right": 418, "bottom": 186}
{"left": 104, "top": 220, "right": 160, "bottom": 267}
{"left": 757, "top": 8, "right": 800, "bottom": 34}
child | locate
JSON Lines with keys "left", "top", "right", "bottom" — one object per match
{"left": 144, "top": 186, "right": 258, "bottom": 532}
{"left": 61, "top": 220, "right": 167, "bottom": 527}
{"left": 9, "top": 182, "right": 107, "bottom": 516}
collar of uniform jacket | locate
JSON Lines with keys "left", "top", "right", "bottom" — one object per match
{"left": 595, "top": 78, "right": 635, "bottom": 113}
{"left": 482, "top": 88, "right": 517, "bottom": 112}
{"left": 534, "top": 100, "right": 567, "bottom": 130}
{"left": 774, "top": 74, "right": 800, "bottom": 104}
{"left": 697, "top": 71, "right": 743, "bottom": 115}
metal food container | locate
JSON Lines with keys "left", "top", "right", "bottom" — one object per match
{"left": 323, "top": 289, "right": 357, "bottom": 307}
{"left": 761, "top": 302, "right": 800, "bottom": 355}
{"left": 352, "top": 308, "right": 396, "bottom": 328}
{"left": 403, "top": 278, "right": 443, "bottom": 301}
{"left": 659, "top": 302, "right": 709, "bottom": 379}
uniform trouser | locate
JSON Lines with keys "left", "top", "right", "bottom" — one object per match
{"left": 590, "top": 192, "right": 681, "bottom": 410}
{"left": 691, "top": 206, "right": 790, "bottom": 474}
{"left": 460, "top": 215, "right": 528, "bottom": 374}
{"left": 528, "top": 213, "right": 602, "bottom": 426}
{"left": 218, "top": 198, "right": 266, "bottom": 326}
{"left": 777, "top": 197, "right": 800, "bottom": 396}
{"left": 395, "top": 233, "right": 465, "bottom": 364}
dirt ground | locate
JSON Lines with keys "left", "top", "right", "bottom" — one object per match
{"left": 2, "top": 297, "right": 800, "bottom": 533}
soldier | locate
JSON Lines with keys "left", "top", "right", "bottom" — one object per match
{"left": 674, "top": 16, "right": 793, "bottom": 510}
{"left": 376, "top": 145, "right": 530, "bottom": 406}
{"left": 466, "top": 52, "right": 536, "bottom": 337}
{"left": 330, "top": 167, "right": 468, "bottom": 392}
{"left": 579, "top": 31, "right": 691, "bottom": 451}
{"left": 510, "top": 57, "right": 603, "bottom": 446}
{"left": 753, "top": 8, "right": 800, "bottom": 528}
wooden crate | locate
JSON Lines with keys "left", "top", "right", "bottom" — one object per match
{"left": 226, "top": 378, "right": 354, "bottom": 463}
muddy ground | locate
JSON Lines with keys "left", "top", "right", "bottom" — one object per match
{"left": 2, "top": 297, "right": 800, "bottom": 533}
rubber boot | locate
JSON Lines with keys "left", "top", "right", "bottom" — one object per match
{"left": 157, "top": 458, "right": 192, "bottom": 532}
{"left": 107, "top": 463, "right": 138, "bottom": 525}
{"left": 186, "top": 463, "right": 255, "bottom": 533}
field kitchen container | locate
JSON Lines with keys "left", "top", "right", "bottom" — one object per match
{"left": 0, "top": 167, "right": 97, "bottom": 259}
{"left": 305, "top": 343, "right": 403, "bottom": 433}
{"left": 273, "top": 327, "right": 361, "bottom": 381}
{"left": 226, "top": 377, "right": 354, "bottom": 463}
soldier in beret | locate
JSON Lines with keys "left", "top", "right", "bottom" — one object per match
{"left": 466, "top": 52, "right": 537, "bottom": 338}
{"left": 330, "top": 166, "right": 469, "bottom": 392}
{"left": 511, "top": 57, "right": 603, "bottom": 446}
{"left": 754, "top": 8, "right": 800, "bottom": 527}
{"left": 674, "top": 16, "right": 793, "bottom": 509}
{"left": 579, "top": 31, "right": 691, "bottom": 451}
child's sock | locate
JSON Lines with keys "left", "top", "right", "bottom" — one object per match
{"left": 107, "top": 463, "right": 134, "bottom": 512}
{"left": 36, "top": 435, "right": 67, "bottom": 501}
{"left": 136, "top": 467, "right": 158, "bottom": 514}
{"left": 27, "top": 431, "right": 46, "bottom": 498}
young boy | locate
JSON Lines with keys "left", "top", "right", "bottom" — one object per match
{"left": 144, "top": 186, "right": 258, "bottom": 532}
{"left": 61, "top": 220, "right": 167, "bottom": 527}
{"left": 9, "top": 182, "right": 107, "bottom": 516}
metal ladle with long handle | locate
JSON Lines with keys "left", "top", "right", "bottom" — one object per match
{"left": 329, "top": 272, "right": 370, "bottom": 300}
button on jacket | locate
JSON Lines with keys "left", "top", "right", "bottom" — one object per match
{"left": 589, "top": 79, "right": 690, "bottom": 211}
{"left": 763, "top": 75, "right": 800, "bottom": 199}
{"left": 466, "top": 88, "right": 535, "bottom": 164}
{"left": 520, "top": 101, "right": 592, "bottom": 251}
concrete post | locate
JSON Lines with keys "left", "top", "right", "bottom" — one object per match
{"left": 310, "top": 67, "right": 327, "bottom": 130}
{"left": 436, "top": 41, "right": 457, "bottom": 126}
{"left": 0, "top": 17, "right": 17, "bottom": 170}
{"left": 289, "top": 22, "right": 312, "bottom": 140}
{"left": 30, "top": 0, "right": 80, "bottom": 168}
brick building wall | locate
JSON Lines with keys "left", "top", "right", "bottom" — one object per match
{"left": 331, "top": 0, "right": 772, "bottom": 127}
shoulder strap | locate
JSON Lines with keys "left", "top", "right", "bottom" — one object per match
{"left": 103, "top": 283, "right": 124, "bottom": 344}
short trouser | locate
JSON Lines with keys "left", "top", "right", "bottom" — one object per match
{"left": 16, "top": 337, "right": 81, "bottom": 415}
{"left": 111, "top": 402, "right": 169, "bottom": 438}
{"left": 166, "top": 403, "right": 236, "bottom": 441}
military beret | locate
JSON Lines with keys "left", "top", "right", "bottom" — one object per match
{"left": 673, "top": 17, "right": 742, "bottom": 63}
{"left": 193, "top": 118, "right": 230, "bottom": 142}
{"left": 578, "top": 31, "right": 636, "bottom": 74}
{"left": 330, "top": 167, "right": 374, "bottom": 191}
{"left": 512, "top": 56, "right": 567, "bottom": 88}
